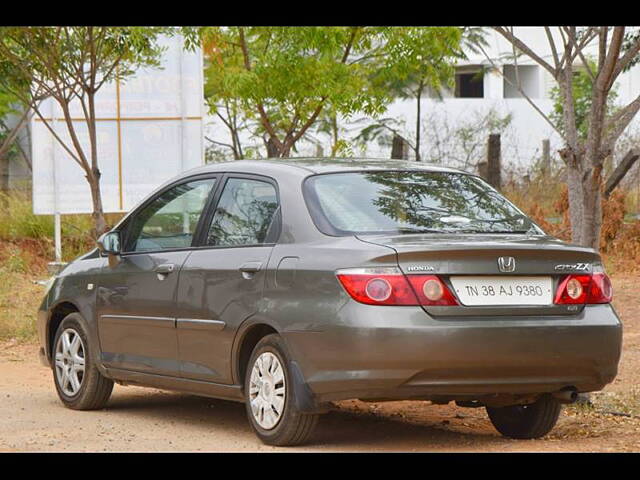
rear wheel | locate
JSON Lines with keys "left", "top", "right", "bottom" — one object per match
{"left": 52, "top": 313, "right": 113, "bottom": 410}
{"left": 244, "top": 334, "right": 319, "bottom": 446}
{"left": 486, "top": 394, "right": 562, "bottom": 439}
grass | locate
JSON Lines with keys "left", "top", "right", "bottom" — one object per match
{"left": 0, "top": 190, "right": 123, "bottom": 262}
{"left": 0, "top": 190, "right": 122, "bottom": 342}
{"left": 0, "top": 268, "right": 45, "bottom": 342}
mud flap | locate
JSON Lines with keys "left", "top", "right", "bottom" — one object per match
{"left": 289, "top": 360, "right": 329, "bottom": 414}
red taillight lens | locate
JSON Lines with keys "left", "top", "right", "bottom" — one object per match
{"left": 336, "top": 269, "right": 458, "bottom": 306}
{"left": 588, "top": 272, "right": 613, "bottom": 303}
{"left": 554, "top": 273, "right": 613, "bottom": 305}
{"left": 336, "top": 268, "right": 419, "bottom": 305}
{"left": 406, "top": 275, "right": 459, "bottom": 306}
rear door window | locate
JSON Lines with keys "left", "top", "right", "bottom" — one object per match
{"left": 205, "top": 177, "right": 279, "bottom": 247}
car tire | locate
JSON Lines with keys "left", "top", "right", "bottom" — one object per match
{"left": 244, "top": 334, "right": 319, "bottom": 446}
{"left": 486, "top": 394, "right": 562, "bottom": 439}
{"left": 52, "top": 313, "right": 114, "bottom": 410}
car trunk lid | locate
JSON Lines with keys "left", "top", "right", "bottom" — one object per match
{"left": 356, "top": 233, "right": 601, "bottom": 317}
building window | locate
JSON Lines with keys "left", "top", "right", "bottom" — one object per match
{"left": 503, "top": 65, "right": 539, "bottom": 98}
{"left": 455, "top": 67, "right": 484, "bottom": 98}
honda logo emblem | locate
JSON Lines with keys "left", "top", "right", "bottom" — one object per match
{"left": 498, "top": 256, "right": 516, "bottom": 272}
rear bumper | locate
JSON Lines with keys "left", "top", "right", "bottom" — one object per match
{"left": 282, "top": 303, "right": 622, "bottom": 404}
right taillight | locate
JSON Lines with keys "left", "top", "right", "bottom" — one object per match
{"left": 554, "top": 273, "right": 613, "bottom": 305}
{"left": 588, "top": 272, "right": 613, "bottom": 303}
{"left": 336, "top": 268, "right": 458, "bottom": 306}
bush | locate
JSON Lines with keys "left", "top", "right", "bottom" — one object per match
{"left": 0, "top": 190, "right": 123, "bottom": 262}
{"left": 503, "top": 168, "right": 640, "bottom": 274}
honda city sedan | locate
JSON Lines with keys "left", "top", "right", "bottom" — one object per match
{"left": 37, "top": 158, "right": 622, "bottom": 446}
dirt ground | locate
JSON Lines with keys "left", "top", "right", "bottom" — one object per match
{"left": 1, "top": 274, "right": 639, "bottom": 452}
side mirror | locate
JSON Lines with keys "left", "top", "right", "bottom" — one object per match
{"left": 97, "top": 231, "right": 121, "bottom": 255}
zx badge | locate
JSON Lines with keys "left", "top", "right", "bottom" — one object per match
{"left": 554, "top": 263, "right": 590, "bottom": 272}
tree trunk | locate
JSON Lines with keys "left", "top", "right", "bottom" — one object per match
{"left": 415, "top": 82, "right": 423, "bottom": 162}
{"left": 565, "top": 161, "right": 585, "bottom": 244}
{"left": 391, "top": 134, "right": 408, "bottom": 160}
{"left": 86, "top": 170, "right": 107, "bottom": 238}
{"left": 487, "top": 134, "right": 501, "bottom": 190}
{"left": 265, "top": 137, "right": 280, "bottom": 158}
{"left": 563, "top": 148, "right": 603, "bottom": 250}
{"left": 541, "top": 139, "right": 550, "bottom": 173}
{"left": 0, "top": 153, "right": 8, "bottom": 209}
{"left": 580, "top": 166, "right": 603, "bottom": 250}
{"left": 87, "top": 91, "right": 107, "bottom": 237}
{"left": 330, "top": 114, "right": 339, "bottom": 157}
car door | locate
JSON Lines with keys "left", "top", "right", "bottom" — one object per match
{"left": 96, "top": 176, "right": 218, "bottom": 377}
{"left": 175, "top": 174, "right": 280, "bottom": 383}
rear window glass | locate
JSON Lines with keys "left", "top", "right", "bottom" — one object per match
{"left": 304, "top": 171, "right": 541, "bottom": 236}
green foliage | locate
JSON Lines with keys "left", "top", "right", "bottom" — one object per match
{"left": 356, "top": 27, "right": 482, "bottom": 159}
{"left": 0, "top": 27, "right": 174, "bottom": 236}
{"left": 0, "top": 191, "right": 53, "bottom": 240}
{"left": 0, "top": 27, "right": 172, "bottom": 99}
{"left": 0, "top": 87, "right": 19, "bottom": 119}
{"left": 370, "top": 27, "right": 464, "bottom": 101}
{"left": 0, "top": 191, "right": 115, "bottom": 262}
{"left": 189, "top": 27, "right": 466, "bottom": 157}
{"left": 549, "top": 60, "right": 619, "bottom": 140}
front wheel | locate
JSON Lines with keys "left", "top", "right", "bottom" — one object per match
{"left": 244, "top": 334, "right": 319, "bottom": 446}
{"left": 486, "top": 394, "right": 562, "bottom": 439}
{"left": 52, "top": 313, "right": 114, "bottom": 410}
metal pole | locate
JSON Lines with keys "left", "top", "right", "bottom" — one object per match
{"left": 51, "top": 100, "right": 62, "bottom": 263}
{"left": 54, "top": 212, "right": 62, "bottom": 262}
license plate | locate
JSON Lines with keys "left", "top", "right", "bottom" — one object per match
{"left": 449, "top": 276, "right": 553, "bottom": 306}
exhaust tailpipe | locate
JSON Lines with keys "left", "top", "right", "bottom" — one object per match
{"left": 552, "top": 388, "right": 578, "bottom": 404}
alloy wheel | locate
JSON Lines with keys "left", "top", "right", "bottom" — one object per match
{"left": 54, "top": 328, "right": 85, "bottom": 396}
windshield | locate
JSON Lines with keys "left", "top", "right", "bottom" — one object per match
{"left": 304, "top": 171, "right": 542, "bottom": 236}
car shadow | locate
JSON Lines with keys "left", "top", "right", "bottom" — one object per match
{"left": 102, "top": 387, "right": 515, "bottom": 451}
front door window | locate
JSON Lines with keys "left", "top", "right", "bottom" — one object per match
{"left": 125, "top": 178, "right": 217, "bottom": 252}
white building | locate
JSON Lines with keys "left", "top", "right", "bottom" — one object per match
{"left": 204, "top": 27, "right": 640, "bottom": 173}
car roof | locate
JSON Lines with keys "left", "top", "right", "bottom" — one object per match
{"left": 185, "top": 157, "right": 470, "bottom": 179}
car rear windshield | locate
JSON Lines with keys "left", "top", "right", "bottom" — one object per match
{"left": 303, "top": 170, "right": 542, "bottom": 236}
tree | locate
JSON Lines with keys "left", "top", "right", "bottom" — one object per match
{"left": 0, "top": 74, "right": 34, "bottom": 204}
{"left": 549, "top": 60, "right": 619, "bottom": 141}
{"left": 190, "top": 27, "right": 467, "bottom": 160}
{"left": 370, "top": 27, "right": 474, "bottom": 161}
{"left": 190, "top": 27, "right": 401, "bottom": 158}
{"left": 0, "top": 27, "right": 171, "bottom": 236}
{"left": 484, "top": 27, "right": 640, "bottom": 250}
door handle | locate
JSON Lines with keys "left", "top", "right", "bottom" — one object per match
{"left": 239, "top": 262, "right": 262, "bottom": 279}
{"left": 155, "top": 263, "right": 176, "bottom": 275}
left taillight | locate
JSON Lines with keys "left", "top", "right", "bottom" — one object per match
{"left": 336, "top": 268, "right": 458, "bottom": 306}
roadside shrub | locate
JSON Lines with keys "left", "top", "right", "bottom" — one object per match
{"left": 503, "top": 167, "right": 639, "bottom": 273}
{"left": 0, "top": 191, "right": 124, "bottom": 262}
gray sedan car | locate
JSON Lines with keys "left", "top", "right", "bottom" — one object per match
{"left": 37, "top": 158, "right": 622, "bottom": 446}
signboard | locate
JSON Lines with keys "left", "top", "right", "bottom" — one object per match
{"left": 31, "top": 35, "right": 204, "bottom": 215}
